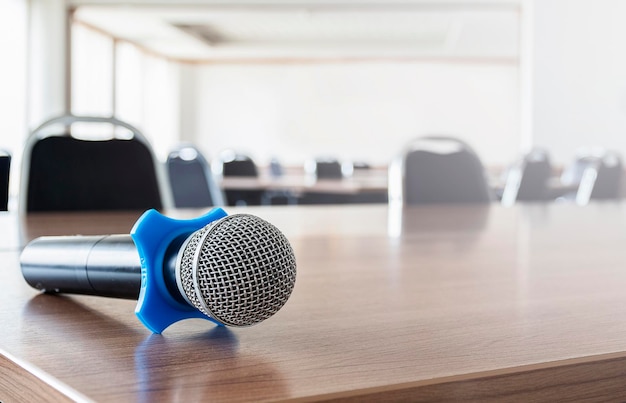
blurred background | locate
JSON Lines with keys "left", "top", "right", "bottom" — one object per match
{"left": 2, "top": 0, "right": 625, "bottom": 205}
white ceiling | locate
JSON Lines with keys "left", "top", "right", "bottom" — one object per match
{"left": 72, "top": 1, "right": 521, "bottom": 62}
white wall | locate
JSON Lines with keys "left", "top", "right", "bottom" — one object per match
{"left": 190, "top": 60, "right": 520, "bottom": 167}
{"left": 533, "top": 0, "right": 626, "bottom": 166}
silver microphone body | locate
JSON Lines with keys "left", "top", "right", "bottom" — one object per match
{"left": 21, "top": 234, "right": 142, "bottom": 299}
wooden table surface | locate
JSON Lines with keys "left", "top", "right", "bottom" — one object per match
{"left": 3, "top": 203, "right": 626, "bottom": 401}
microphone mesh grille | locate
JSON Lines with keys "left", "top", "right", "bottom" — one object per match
{"left": 179, "top": 214, "right": 297, "bottom": 327}
{"left": 178, "top": 225, "right": 211, "bottom": 315}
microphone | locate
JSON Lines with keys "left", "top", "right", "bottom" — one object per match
{"left": 20, "top": 208, "right": 297, "bottom": 333}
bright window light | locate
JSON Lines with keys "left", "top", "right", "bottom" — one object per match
{"left": 0, "top": 0, "right": 27, "bottom": 156}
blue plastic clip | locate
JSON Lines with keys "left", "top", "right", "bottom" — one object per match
{"left": 130, "top": 207, "right": 228, "bottom": 333}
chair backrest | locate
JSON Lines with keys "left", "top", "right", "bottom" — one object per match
{"left": 167, "top": 144, "right": 225, "bottom": 208}
{"left": 560, "top": 154, "right": 598, "bottom": 186}
{"left": 591, "top": 153, "right": 623, "bottom": 199}
{"left": 501, "top": 149, "right": 552, "bottom": 205}
{"left": 314, "top": 159, "right": 343, "bottom": 179}
{"left": 217, "top": 151, "right": 263, "bottom": 206}
{"left": 575, "top": 151, "right": 623, "bottom": 204}
{"left": 269, "top": 158, "right": 284, "bottom": 178}
{"left": 389, "top": 136, "right": 492, "bottom": 205}
{"left": 221, "top": 153, "right": 258, "bottom": 177}
{"left": 0, "top": 150, "right": 10, "bottom": 211}
{"left": 20, "top": 115, "right": 172, "bottom": 213}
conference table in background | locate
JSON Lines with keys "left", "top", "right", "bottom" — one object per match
{"left": 220, "top": 169, "right": 581, "bottom": 205}
{"left": 219, "top": 169, "right": 389, "bottom": 204}
{"left": 220, "top": 174, "right": 388, "bottom": 193}
{"left": 3, "top": 203, "right": 626, "bottom": 401}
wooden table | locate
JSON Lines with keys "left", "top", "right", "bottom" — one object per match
{"left": 3, "top": 203, "right": 626, "bottom": 401}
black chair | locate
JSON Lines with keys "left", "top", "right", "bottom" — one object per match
{"left": 221, "top": 153, "right": 258, "bottom": 177}
{"left": 0, "top": 149, "right": 10, "bottom": 211}
{"left": 501, "top": 148, "right": 552, "bottom": 205}
{"left": 560, "top": 154, "right": 597, "bottom": 188}
{"left": 298, "top": 157, "right": 353, "bottom": 204}
{"left": 20, "top": 115, "right": 172, "bottom": 213}
{"left": 269, "top": 158, "right": 284, "bottom": 178}
{"left": 311, "top": 158, "right": 344, "bottom": 180}
{"left": 262, "top": 158, "right": 298, "bottom": 205}
{"left": 571, "top": 151, "right": 623, "bottom": 205}
{"left": 167, "top": 144, "right": 225, "bottom": 208}
{"left": 388, "top": 136, "right": 492, "bottom": 205}
{"left": 218, "top": 150, "right": 263, "bottom": 206}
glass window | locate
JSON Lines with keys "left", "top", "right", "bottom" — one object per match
{"left": 116, "top": 42, "right": 179, "bottom": 159}
{"left": 72, "top": 29, "right": 179, "bottom": 159}
{"left": 71, "top": 23, "right": 114, "bottom": 117}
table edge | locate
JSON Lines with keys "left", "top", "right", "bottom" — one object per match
{"left": 290, "top": 351, "right": 626, "bottom": 402}
{"left": 0, "top": 348, "right": 92, "bottom": 402}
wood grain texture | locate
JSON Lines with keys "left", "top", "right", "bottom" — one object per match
{"left": 0, "top": 353, "right": 79, "bottom": 402}
{"left": 3, "top": 204, "right": 626, "bottom": 401}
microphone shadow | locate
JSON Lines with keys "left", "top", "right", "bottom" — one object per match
{"left": 23, "top": 293, "right": 142, "bottom": 338}
{"left": 22, "top": 294, "right": 242, "bottom": 349}
{"left": 137, "top": 325, "right": 240, "bottom": 356}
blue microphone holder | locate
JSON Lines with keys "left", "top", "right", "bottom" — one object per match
{"left": 131, "top": 207, "right": 228, "bottom": 333}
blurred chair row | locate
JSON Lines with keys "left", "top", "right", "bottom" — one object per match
{"left": 500, "top": 147, "right": 623, "bottom": 206}
{"left": 213, "top": 152, "right": 354, "bottom": 205}
{"left": 15, "top": 115, "right": 346, "bottom": 212}
{"left": 9, "top": 114, "right": 626, "bottom": 212}
{"left": 390, "top": 136, "right": 624, "bottom": 206}
{"left": 19, "top": 115, "right": 228, "bottom": 213}
{"left": 16, "top": 114, "right": 358, "bottom": 212}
